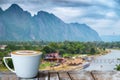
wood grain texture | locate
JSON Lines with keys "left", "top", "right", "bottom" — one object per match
{"left": 0, "top": 71, "right": 120, "bottom": 80}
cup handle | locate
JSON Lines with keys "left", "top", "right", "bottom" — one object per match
{"left": 3, "top": 57, "right": 15, "bottom": 73}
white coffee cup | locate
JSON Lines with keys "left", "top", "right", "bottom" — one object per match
{"left": 3, "top": 50, "right": 42, "bottom": 78}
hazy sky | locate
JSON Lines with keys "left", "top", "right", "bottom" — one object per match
{"left": 0, "top": 0, "right": 120, "bottom": 36}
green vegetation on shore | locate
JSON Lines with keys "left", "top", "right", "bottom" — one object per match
{"left": 0, "top": 41, "right": 106, "bottom": 57}
{"left": 115, "top": 58, "right": 120, "bottom": 71}
{"left": 1, "top": 41, "right": 120, "bottom": 71}
{"left": 0, "top": 41, "right": 107, "bottom": 71}
{"left": 115, "top": 64, "right": 120, "bottom": 71}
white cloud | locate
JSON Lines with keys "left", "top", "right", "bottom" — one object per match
{"left": 48, "top": 7, "right": 86, "bottom": 22}
{"left": 94, "top": 0, "right": 116, "bottom": 8}
{"left": 105, "top": 11, "right": 118, "bottom": 18}
{"left": 64, "top": 0, "right": 93, "bottom": 3}
{"left": 77, "top": 17, "right": 120, "bottom": 35}
{"left": 0, "top": 4, "right": 11, "bottom": 10}
{"left": 0, "top": 0, "right": 120, "bottom": 36}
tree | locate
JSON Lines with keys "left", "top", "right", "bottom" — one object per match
{"left": 90, "top": 48, "right": 96, "bottom": 54}
{"left": 42, "top": 46, "right": 56, "bottom": 53}
{"left": 2, "top": 59, "right": 14, "bottom": 69}
{"left": 114, "top": 64, "right": 120, "bottom": 71}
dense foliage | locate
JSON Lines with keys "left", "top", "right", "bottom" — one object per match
{"left": 0, "top": 41, "right": 105, "bottom": 70}
{"left": 96, "top": 42, "right": 120, "bottom": 49}
{"left": 0, "top": 41, "right": 106, "bottom": 58}
{"left": 115, "top": 64, "right": 120, "bottom": 71}
{"left": 1, "top": 41, "right": 120, "bottom": 71}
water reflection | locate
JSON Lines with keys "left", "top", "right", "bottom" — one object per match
{"left": 85, "top": 49, "right": 120, "bottom": 71}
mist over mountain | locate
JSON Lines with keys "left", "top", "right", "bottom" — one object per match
{"left": 101, "top": 35, "right": 120, "bottom": 42}
{"left": 0, "top": 4, "right": 101, "bottom": 41}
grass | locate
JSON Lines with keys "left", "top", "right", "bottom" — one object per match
{"left": 0, "top": 64, "right": 9, "bottom": 72}
{"left": 62, "top": 53, "right": 90, "bottom": 59}
{"left": 63, "top": 53, "right": 81, "bottom": 58}
{"left": 0, "top": 61, "right": 52, "bottom": 71}
{"left": 39, "top": 61, "right": 51, "bottom": 69}
{"left": 0, "top": 60, "right": 53, "bottom": 71}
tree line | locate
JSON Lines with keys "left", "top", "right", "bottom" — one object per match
{"left": 0, "top": 41, "right": 107, "bottom": 57}
{"left": 1, "top": 41, "right": 120, "bottom": 71}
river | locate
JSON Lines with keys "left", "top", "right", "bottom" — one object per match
{"left": 85, "top": 49, "right": 120, "bottom": 71}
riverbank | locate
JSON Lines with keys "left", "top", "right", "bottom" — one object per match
{"left": 89, "top": 49, "right": 111, "bottom": 59}
{"left": 85, "top": 49, "right": 120, "bottom": 71}
{"left": 40, "top": 57, "right": 85, "bottom": 71}
{"left": 40, "top": 49, "right": 111, "bottom": 71}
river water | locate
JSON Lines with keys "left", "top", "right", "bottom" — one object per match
{"left": 85, "top": 49, "right": 120, "bottom": 71}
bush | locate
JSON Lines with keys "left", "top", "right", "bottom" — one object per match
{"left": 39, "top": 61, "right": 51, "bottom": 69}
{"left": 2, "top": 58, "right": 14, "bottom": 69}
{"left": 114, "top": 64, "right": 120, "bottom": 71}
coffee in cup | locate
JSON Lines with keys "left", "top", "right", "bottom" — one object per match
{"left": 12, "top": 50, "right": 40, "bottom": 55}
{"left": 3, "top": 50, "right": 42, "bottom": 78}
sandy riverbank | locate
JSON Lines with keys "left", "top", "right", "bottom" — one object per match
{"left": 40, "top": 49, "right": 111, "bottom": 71}
{"left": 40, "top": 57, "right": 87, "bottom": 71}
{"left": 90, "top": 49, "right": 111, "bottom": 59}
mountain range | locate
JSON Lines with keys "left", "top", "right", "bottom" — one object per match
{"left": 0, "top": 4, "right": 101, "bottom": 41}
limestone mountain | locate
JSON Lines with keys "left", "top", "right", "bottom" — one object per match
{"left": 0, "top": 4, "right": 101, "bottom": 41}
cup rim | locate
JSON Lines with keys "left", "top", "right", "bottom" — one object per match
{"left": 11, "top": 50, "right": 42, "bottom": 56}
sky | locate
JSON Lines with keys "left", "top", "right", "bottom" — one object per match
{"left": 0, "top": 0, "right": 120, "bottom": 36}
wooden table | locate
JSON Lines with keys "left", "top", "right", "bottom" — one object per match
{"left": 0, "top": 70, "right": 120, "bottom": 80}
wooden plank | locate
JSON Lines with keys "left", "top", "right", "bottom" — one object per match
{"left": 0, "top": 71, "right": 120, "bottom": 80}
{"left": 1, "top": 72, "right": 19, "bottom": 80}
{"left": 49, "top": 72, "right": 59, "bottom": 80}
{"left": 0, "top": 73, "right": 2, "bottom": 80}
{"left": 68, "top": 71, "right": 94, "bottom": 80}
{"left": 37, "top": 71, "right": 48, "bottom": 80}
{"left": 8, "top": 74, "right": 19, "bottom": 80}
{"left": 1, "top": 75, "right": 9, "bottom": 80}
{"left": 91, "top": 71, "right": 120, "bottom": 80}
{"left": 90, "top": 72, "right": 96, "bottom": 80}
{"left": 0, "top": 72, "right": 44, "bottom": 80}
{"left": 17, "top": 71, "right": 45, "bottom": 80}
{"left": 0, "top": 72, "right": 10, "bottom": 80}
{"left": 58, "top": 72, "right": 71, "bottom": 80}
{"left": 19, "top": 78, "right": 38, "bottom": 80}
